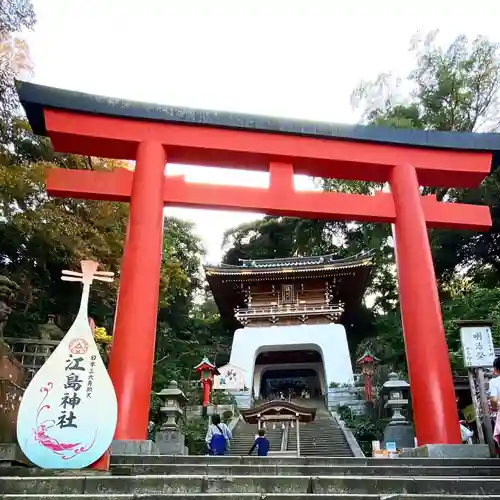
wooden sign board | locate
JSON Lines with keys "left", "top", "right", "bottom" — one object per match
{"left": 16, "top": 261, "right": 117, "bottom": 469}
{"left": 460, "top": 325, "right": 495, "bottom": 368}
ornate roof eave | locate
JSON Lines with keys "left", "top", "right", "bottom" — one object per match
{"left": 240, "top": 400, "right": 317, "bottom": 424}
{"left": 194, "top": 357, "right": 220, "bottom": 375}
{"left": 205, "top": 250, "right": 374, "bottom": 273}
{"left": 205, "top": 258, "right": 373, "bottom": 278}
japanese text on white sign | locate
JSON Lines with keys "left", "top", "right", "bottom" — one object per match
{"left": 460, "top": 326, "right": 495, "bottom": 368}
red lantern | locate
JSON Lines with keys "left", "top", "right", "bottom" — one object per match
{"left": 194, "top": 357, "right": 220, "bottom": 407}
{"left": 357, "top": 351, "right": 378, "bottom": 403}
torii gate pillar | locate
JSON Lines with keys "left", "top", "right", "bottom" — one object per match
{"left": 391, "top": 164, "right": 459, "bottom": 444}
{"left": 107, "top": 141, "right": 166, "bottom": 440}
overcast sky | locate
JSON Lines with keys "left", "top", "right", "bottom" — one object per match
{"left": 27, "top": 0, "right": 500, "bottom": 262}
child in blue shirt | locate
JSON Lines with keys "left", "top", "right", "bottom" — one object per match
{"left": 248, "top": 428, "right": 270, "bottom": 457}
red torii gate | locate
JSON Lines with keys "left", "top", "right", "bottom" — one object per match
{"left": 17, "top": 81, "right": 498, "bottom": 447}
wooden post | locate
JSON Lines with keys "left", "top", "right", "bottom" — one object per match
{"left": 477, "top": 368, "right": 496, "bottom": 457}
{"left": 468, "top": 369, "right": 485, "bottom": 444}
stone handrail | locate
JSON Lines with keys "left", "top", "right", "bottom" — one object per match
{"left": 330, "top": 410, "right": 365, "bottom": 458}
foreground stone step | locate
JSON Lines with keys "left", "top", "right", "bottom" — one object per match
{"left": 3, "top": 475, "right": 500, "bottom": 495}
{"left": 107, "top": 464, "right": 500, "bottom": 477}
{"left": 5, "top": 496, "right": 500, "bottom": 500}
{"left": 110, "top": 455, "right": 500, "bottom": 467}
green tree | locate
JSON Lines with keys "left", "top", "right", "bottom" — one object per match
{"left": 0, "top": 118, "right": 209, "bottom": 346}
{"left": 221, "top": 32, "right": 500, "bottom": 373}
{"left": 0, "top": 0, "right": 229, "bottom": 396}
{"left": 351, "top": 32, "right": 500, "bottom": 369}
{"left": 0, "top": 121, "right": 130, "bottom": 334}
{"left": 0, "top": 0, "right": 35, "bottom": 124}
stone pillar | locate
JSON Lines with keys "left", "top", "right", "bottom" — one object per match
{"left": 155, "top": 381, "right": 188, "bottom": 455}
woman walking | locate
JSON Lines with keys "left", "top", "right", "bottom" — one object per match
{"left": 205, "top": 414, "right": 232, "bottom": 456}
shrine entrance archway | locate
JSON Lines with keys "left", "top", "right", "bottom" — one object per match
{"left": 259, "top": 368, "right": 322, "bottom": 400}
{"left": 17, "top": 80, "right": 498, "bottom": 447}
{"left": 254, "top": 345, "right": 326, "bottom": 400}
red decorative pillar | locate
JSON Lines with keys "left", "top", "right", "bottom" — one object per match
{"left": 108, "top": 141, "right": 166, "bottom": 440}
{"left": 390, "top": 164, "right": 461, "bottom": 445}
{"left": 357, "top": 351, "right": 377, "bottom": 403}
{"left": 194, "top": 357, "right": 220, "bottom": 410}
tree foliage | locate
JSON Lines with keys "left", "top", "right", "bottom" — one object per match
{"left": 222, "top": 32, "right": 500, "bottom": 374}
{"left": 0, "top": 0, "right": 229, "bottom": 393}
{"left": 0, "top": 0, "right": 35, "bottom": 124}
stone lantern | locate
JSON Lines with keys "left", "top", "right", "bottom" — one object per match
{"left": 382, "top": 373, "right": 415, "bottom": 450}
{"left": 155, "top": 380, "right": 188, "bottom": 455}
{"left": 157, "top": 380, "right": 188, "bottom": 430}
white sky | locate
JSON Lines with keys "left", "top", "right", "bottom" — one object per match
{"left": 27, "top": 0, "right": 500, "bottom": 263}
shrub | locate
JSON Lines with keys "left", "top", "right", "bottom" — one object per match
{"left": 222, "top": 410, "right": 233, "bottom": 423}
{"left": 338, "top": 405, "right": 353, "bottom": 422}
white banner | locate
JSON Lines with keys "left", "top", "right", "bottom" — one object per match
{"left": 214, "top": 363, "right": 245, "bottom": 390}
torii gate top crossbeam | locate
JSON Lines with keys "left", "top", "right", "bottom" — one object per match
{"left": 17, "top": 81, "right": 500, "bottom": 188}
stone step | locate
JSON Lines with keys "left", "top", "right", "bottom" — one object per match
{"left": 300, "top": 444, "right": 350, "bottom": 447}
{"left": 103, "top": 464, "right": 500, "bottom": 477}
{"left": 300, "top": 449, "right": 353, "bottom": 453}
{"left": 3, "top": 475, "right": 500, "bottom": 495}
{"left": 300, "top": 445, "right": 353, "bottom": 448}
{"left": 110, "top": 455, "right": 500, "bottom": 467}
{"left": 5, "top": 496, "right": 500, "bottom": 500}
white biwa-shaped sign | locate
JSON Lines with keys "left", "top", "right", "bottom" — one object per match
{"left": 17, "top": 261, "right": 118, "bottom": 469}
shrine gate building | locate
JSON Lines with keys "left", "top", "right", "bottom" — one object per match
{"left": 205, "top": 252, "right": 373, "bottom": 401}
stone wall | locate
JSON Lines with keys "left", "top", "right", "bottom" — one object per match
{"left": 327, "top": 387, "right": 365, "bottom": 415}
{"left": 0, "top": 341, "right": 25, "bottom": 442}
{"left": 230, "top": 391, "right": 252, "bottom": 409}
{"left": 185, "top": 404, "right": 235, "bottom": 420}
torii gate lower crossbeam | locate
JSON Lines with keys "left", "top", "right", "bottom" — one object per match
{"left": 17, "top": 80, "right": 500, "bottom": 449}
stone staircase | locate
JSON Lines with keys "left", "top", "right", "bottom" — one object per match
{"left": 229, "top": 420, "right": 283, "bottom": 455}
{"left": 3, "top": 454, "right": 500, "bottom": 498}
{"left": 287, "top": 399, "right": 353, "bottom": 457}
{"left": 230, "top": 397, "right": 354, "bottom": 457}
{"left": 288, "top": 401, "right": 354, "bottom": 457}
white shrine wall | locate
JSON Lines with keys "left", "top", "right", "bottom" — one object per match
{"left": 229, "top": 323, "right": 354, "bottom": 398}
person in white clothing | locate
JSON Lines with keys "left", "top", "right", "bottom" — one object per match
{"left": 490, "top": 358, "right": 500, "bottom": 409}
{"left": 205, "top": 414, "right": 233, "bottom": 456}
{"left": 489, "top": 357, "right": 500, "bottom": 452}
